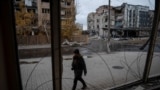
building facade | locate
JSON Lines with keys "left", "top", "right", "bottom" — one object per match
{"left": 14, "top": 0, "right": 37, "bottom": 13}
{"left": 119, "top": 3, "right": 151, "bottom": 28}
{"left": 37, "top": 0, "right": 50, "bottom": 26}
{"left": 87, "top": 5, "right": 115, "bottom": 37}
{"left": 87, "top": 12, "right": 96, "bottom": 34}
{"left": 61, "top": 0, "right": 76, "bottom": 30}
{"left": 75, "top": 23, "right": 83, "bottom": 30}
{"left": 114, "top": 3, "right": 154, "bottom": 37}
{"left": 37, "top": 0, "right": 76, "bottom": 27}
{"left": 87, "top": 3, "right": 154, "bottom": 37}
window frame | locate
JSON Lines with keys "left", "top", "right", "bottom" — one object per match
{"left": 0, "top": 0, "right": 160, "bottom": 90}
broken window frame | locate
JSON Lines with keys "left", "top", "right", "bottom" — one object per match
{"left": 0, "top": 0, "right": 159, "bottom": 90}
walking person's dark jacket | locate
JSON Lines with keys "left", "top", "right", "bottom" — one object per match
{"left": 72, "top": 54, "right": 87, "bottom": 75}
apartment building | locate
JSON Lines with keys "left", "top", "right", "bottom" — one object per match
{"left": 87, "top": 3, "right": 154, "bottom": 37}
{"left": 14, "top": 0, "right": 76, "bottom": 30}
{"left": 37, "top": 0, "right": 50, "bottom": 26}
{"left": 87, "top": 12, "right": 95, "bottom": 34}
{"left": 14, "top": 0, "right": 37, "bottom": 13}
{"left": 61, "top": 0, "right": 76, "bottom": 30}
{"left": 87, "top": 5, "right": 115, "bottom": 37}
{"left": 37, "top": 0, "right": 76, "bottom": 28}
{"left": 114, "top": 3, "right": 154, "bottom": 29}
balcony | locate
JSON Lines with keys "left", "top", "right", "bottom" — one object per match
{"left": 116, "top": 16, "right": 123, "bottom": 21}
{"left": 61, "top": 2, "right": 73, "bottom": 9}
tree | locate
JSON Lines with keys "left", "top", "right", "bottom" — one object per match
{"left": 41, "top": 13, "right": 50, "bottom": 42}
{"left": 15, "top": 1, "right": 36, "bottom": 35}
{"left": 61, "top": 18, "right": 78, "bottom": 41}
{"left": 61, "top": 0, "right": 77, "bottom": 41}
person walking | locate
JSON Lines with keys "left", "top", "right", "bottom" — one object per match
{"left": 71, "top": 49, "right": 87, "bottom": 90}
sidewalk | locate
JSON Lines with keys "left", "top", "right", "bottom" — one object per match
{"left": 20, "top": 51, "right": 160, "bottom": 90}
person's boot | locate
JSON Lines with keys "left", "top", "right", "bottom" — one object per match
{"left": 72, "top": 87, "right": 76, "bottom": 90}
{"left": 72, "top": 85, "right": 76, "bottom": 90}
{"left": 81, "top": 85, "right": 87, "bottom": 89}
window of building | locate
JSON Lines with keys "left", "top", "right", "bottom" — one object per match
{"left": 47, "top": 9, "right": 50, "bottom": 13}
{"left": 61, "top": 10, "right": 65, "bottom": 15}
{"left": 42, "top": 8, "right": 50, "bottom": 13}
{"left": 129, "top": 10, "right": 132, "bottom": 17}
{"left": 66, "top": 2, "right": 71, "bottom": 6}
{"left": 97, "top": 19, "right": 99, "bottom": 22}
{"left": 42, "top": 8, "right": 45, "bottom": 13}
{"left": 97, "top": 25, "right": 99, "bottom": 29}
{"left": 105, "top": 18, "right": 107, "bottom": 22}
{"left": 133, "top": 10, "right": 135, "bottom": 17}
{"left": 16, "top": 8, "right": 20, "bottom": 11}
{"left": 42, "top": 0, "right": 49, "bottom": 2}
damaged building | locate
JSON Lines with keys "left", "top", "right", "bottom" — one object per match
{"left": 87, "top": 3, "right": 154, "bottom": 38}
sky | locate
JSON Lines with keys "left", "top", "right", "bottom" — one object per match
{"left": 75, "top": 0, "right": 155, "bottom": 30}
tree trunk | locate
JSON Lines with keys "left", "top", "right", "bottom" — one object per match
{"left": 106, "top": 37, "right": 111, "bottom": 53}
{"left": 43, "top": 24, "right": 50, "bottom": 43}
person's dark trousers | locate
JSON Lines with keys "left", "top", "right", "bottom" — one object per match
{"left": 72, "top": 70, "right": 87, "bottom": 90}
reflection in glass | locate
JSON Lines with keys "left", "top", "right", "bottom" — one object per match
{"left": 14, "top": 0, "right": 52, "bottom": 90}
{"left": 61, "top": 0, "right": 155, "bottom": 89}
{"left": 149, "top": 29, "right": 160, "bottom": 77}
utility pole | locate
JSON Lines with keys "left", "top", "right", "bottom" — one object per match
{"left": 107, "top": 0, "right": 111, "bottom": 53}
{"left": 108, "top": 0, "right": 111, "bottom": 40}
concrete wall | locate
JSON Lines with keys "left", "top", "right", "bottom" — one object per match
{"left": 17, "top": 35, "right": 51, "bottom": 45}
{"left": 71, "top": 35, "right": 89, "bottom": 44}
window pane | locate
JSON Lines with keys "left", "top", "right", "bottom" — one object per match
{"left": 14, "top": 0, "right": 53, "bottom": 90}
{"left": 149, "top": 25, "right": 160, "bottom": 77}
{"left": 61, "top": 0, "right": 155, "bottom": 90}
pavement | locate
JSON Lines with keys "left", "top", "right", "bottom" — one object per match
{"left": 19, "top": 49, "right": 160, "bottom": 90}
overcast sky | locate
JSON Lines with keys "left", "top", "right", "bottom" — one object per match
{"left": 75, "top": 0, "right": 155, "bottom": 30}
